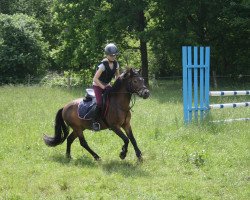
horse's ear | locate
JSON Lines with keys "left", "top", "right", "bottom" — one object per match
{"left": 123, "top": 68, "right": 130, "bottom": 79}
{"left": 129, "top": 68, "right": 134, "bottom": 77}
{"left": 138, "top": 68, "right": 142, "bottom": 75}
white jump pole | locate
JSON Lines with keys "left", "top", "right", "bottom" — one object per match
{"left": 210, "top": 90, "right": 250, "bottom": 96}
{"left": 211, "top": 118, "right": 250, "bottom": 123}
{"left": 209, "top": 102, "right": 250, "bottom": 109}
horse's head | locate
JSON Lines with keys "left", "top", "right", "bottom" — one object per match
{"left": 123, "top": 68, "right": 150, "bottom": 99}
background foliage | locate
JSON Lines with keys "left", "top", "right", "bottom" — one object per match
{"left": 0, "top": 0, "right": 249, "bottom": 83}
{"left": 0, "top": 13, "right": 49, "bottom": 82}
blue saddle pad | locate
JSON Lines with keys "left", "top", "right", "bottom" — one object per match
{"left": 78, "top": 99, "right": 96, "bottom": 120}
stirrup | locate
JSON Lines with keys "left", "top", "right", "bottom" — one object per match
{"left": 92, "top": 122, "right": 100, "bottom": 131}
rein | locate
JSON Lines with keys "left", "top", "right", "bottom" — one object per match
{"left": 129, "top": 94, "right": 136, "bottom": 112}
{"left": 103, "top": 78, "right": 138, "bottom": 120}
{"left": 98, "top": 68, "right": 149, "bottom": 132}
{"left": 103, "top": 73, "right": 146, "bottom": 127}
{"left": 105, "top": 91, "right": 136, "bottom": 113}
{"left": 116, "top": 78, "right": 138, "bottom": 112}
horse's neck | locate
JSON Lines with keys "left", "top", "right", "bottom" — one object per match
{"left": 110, "top": 85, "right": 131, "bottom": 110}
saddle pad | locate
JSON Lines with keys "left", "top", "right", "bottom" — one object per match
{"left": 78, "top": 99, "right": 96, "bottom": 120}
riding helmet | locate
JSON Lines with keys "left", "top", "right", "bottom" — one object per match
{"left": 104, "top": 43, "right": 118, "bottom": 55}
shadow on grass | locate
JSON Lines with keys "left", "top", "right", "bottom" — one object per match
{"left": 50, "top": 154, "right": 71, "bottom": 165}
{"left": 51, "top": 154, "right": 96, "bottom": 168}
{"left": 101, "top": 160, "right": 150, "bottom": 177}
{"left": 50, "top": 154, "right": 150, "bottom": 177}
{"left": 73, "top": 155, "right": 97, "bottom": 167}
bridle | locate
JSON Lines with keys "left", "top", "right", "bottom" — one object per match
{"left": 102, "top": 69, "right": 149, "bottom": 127}
{"left": 127, "top": 75, "right": 148, "bottom": 98}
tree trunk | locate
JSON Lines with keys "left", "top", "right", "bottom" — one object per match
{"left": 140, "top": 39, "right": 149, "bottom": 86}
{"left": 138, "top": 10, "right": 149, "bottom": 86}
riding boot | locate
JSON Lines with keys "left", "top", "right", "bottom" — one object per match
{"left": 92, "top": 106, "right": 101, "bottom": 131}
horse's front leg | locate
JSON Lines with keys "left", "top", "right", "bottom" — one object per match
{"left": 111, "top": 127, "right": 129, "bottom": 160}
{"left": 123, "top": 124, "right": 142, "bottom": 161}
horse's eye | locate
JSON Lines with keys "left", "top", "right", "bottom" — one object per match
{"left": 133, "top": 80, "right": 138, "bottom": 84}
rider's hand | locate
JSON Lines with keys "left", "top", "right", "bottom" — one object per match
{"left": 104, "top": 85, "right": 112, "bottom": 93}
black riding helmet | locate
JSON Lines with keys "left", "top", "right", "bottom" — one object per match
{"left": 104, "top": 43, "right": 118, "bottom": 55}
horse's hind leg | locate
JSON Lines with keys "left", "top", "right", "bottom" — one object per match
{"left": 66, "top": 132, "right": 77, "bottom": 159}
{"left": 77, "top": 130, "right": 100, "bottom": 161}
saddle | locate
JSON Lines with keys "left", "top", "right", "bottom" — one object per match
{"left": 77, "top": 88, "right": 108, "bottom": 120}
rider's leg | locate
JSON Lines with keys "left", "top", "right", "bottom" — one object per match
{"left": 92, "top": 85, "right": 104, "bottom": 131}
{"left": 92, "top": 105, "right": 101, "bottom": 131}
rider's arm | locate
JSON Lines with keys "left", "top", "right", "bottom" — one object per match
{"left": 93, "top": 68, "right": 106, "bottom": 89}
{"left": 115, "top": 62, "right": 120, "bottom": 79}
{"left": 115, "top": 68, "right": 120, "bottom": 80}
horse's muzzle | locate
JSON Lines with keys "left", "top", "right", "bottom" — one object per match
{"left": 138, "top": 88, "right": 150, "bottom": 99}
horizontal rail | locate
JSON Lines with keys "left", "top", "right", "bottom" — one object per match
{"left": 211, "top": 118, "right": 250, "bottom": 123}
{"left": 184, "top": 65, "right": 208, "bottom": 68}
{"left": 210, "top": 90, "right": 250, "bottom": 96}
{"left": 209, "top": 102, "right": 250, "bottom": 109}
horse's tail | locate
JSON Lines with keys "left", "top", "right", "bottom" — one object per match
{"left": 43, "top": 108, "right": 69, "bottom": 147}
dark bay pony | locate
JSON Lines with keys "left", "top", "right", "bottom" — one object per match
{"left": 43, "top": 68, "right": 150, "bottom": 161}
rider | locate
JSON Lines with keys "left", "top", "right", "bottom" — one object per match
{"left": 92, "top": 43, "right": 120, "bottom": 131}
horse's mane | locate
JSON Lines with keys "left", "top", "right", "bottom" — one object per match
{"left": 104, "top": 68, "right": 140, "bottom": 95}
{"left": 104, "top": 68, "right": 131, "bottom": 95}
{"left": 110, "top": 77, "right": 123, "bottom": 93}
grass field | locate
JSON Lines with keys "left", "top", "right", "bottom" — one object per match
{"left": 0, "top": 81, "right": 249, "bottom": 200}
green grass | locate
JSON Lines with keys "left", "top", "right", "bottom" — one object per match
{"left": 0, "top": 82, "right": 249, "bottom": 200}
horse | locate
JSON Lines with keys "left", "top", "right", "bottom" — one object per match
{"left": 43, "top": 68, "right": 150, "bottom": 161}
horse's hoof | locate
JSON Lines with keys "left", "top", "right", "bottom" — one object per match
{"left": 66, "top": 154, "right": 72, "bottom": 159}
{"left": 94, "top": 156, "right": 101, "bottom": 161}
{"left": 136, "top": 151, "right": 142, "bottom": 158}
{"left": 137, "top": 156, "right": 143, "bottom": 163}
{"left": 136, "top": 152, "right": 143, "bottom": 162}
{"left": 119, "top": 152, "right": 126, "bottom": 160}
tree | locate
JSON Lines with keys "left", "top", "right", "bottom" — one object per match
{"left": 0, "top": 14, "right": 49, "bottom": 82}
{"left": 50, "top": 0, "right": 104, "bottom": 72}
{"left": 103, "top": 0, "right": 150, "bottom": 85}
{"left": 49, "top": 0, "right": 151, "bottom": 85}
{"left": 0, "top": 0, "right": 57, "bottom": 73}
{"left": 149, "top": 0, "right": 250, "bottom": 76}
{"left": 1, "top": 0, "right": 248, "bottom": 83}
